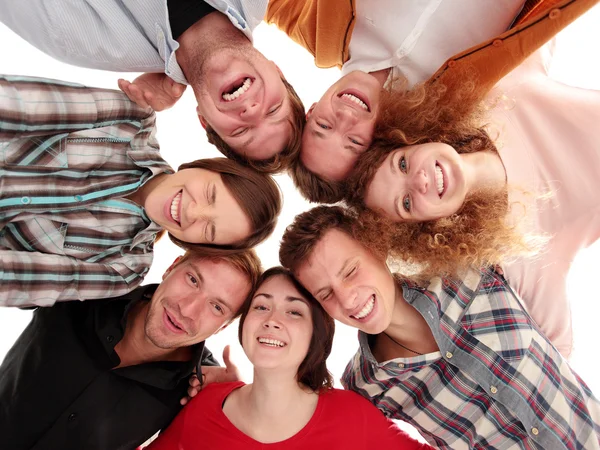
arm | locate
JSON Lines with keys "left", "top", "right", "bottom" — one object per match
{"left": 0, "top": 74, "right": 153, "bottom": 141}
{"left": 0, "top": 250, "right": 149, "bottom": 307}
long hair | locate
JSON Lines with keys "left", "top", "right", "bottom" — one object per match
{"left": 238, "top": 267, "right": 335, "bottom": 392}
{"left": 345, "top": 78, "right": 540, "bottom": 279}
{"left": 169, "top": 158, "right": 282, "bottom": 255}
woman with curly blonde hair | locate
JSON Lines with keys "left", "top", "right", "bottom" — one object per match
{"left": 346, "top": 46, "right": 600, "bottom": 359}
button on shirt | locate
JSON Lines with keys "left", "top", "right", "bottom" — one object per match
{"left": 342, "top": 269, "right": 600, "bottom": 449}
{"left": 0, "top": 0, "right": 268, "bottom": 84}
{"left": 343, "top": 0, "right": 526, "bottom": 86}
{"left": 0, "top": 284, "right": 218, "bottom": 450}
{"left": 0, "top": 75, "right": 173, "bottom": 307}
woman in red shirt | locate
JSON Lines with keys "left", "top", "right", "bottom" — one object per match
{"left": 148, "top": 266, "right": 431, "bottom": 449}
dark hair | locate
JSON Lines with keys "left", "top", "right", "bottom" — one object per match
{"left": 279, "top": 205, "right": 385, "bottom": 274}
{"left": 205, "top": 78, "right": 306, "bottom": 174}
{"left": 238, "top": 266, "right": 334, "bottom": 392}
{"left": 288, "top": 155, "right": 346, "bottom": 204}
{"left": 169, "top": 158, "right": 282, "bottom": 256}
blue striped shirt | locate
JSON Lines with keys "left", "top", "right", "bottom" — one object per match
{"left": 0, "top": 75, "right": 173, "bottom": 307}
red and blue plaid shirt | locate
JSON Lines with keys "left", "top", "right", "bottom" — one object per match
{"left": 342, "top": 268, "right": 600, "bottom": 449}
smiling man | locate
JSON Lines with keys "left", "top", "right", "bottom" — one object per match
{"left": 0, "top": 0, "right": 305, "bottom": 172}
{"left": 279, "top": 205, "right": 600, "bottom": 450}
{"left": 0, "top": 250, "right": 260, "bottom": 450}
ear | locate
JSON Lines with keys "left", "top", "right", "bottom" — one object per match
{"left": 163, "top": 256, "right": 183, "bottom": 280}
{"left": 306, "top": 102, "right": 317, "bottom": 120}
{"left": 197, "top": 112, "right": 208, "bottom": 130}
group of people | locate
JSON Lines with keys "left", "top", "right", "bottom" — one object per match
{"left": 0, "top": 0, "right": 599, "bottom": 449}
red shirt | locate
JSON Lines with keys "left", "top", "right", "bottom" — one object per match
{"left": 148, "top": 381, "right": 431, "bottom": 449}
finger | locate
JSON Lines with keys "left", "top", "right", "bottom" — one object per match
{"left": 163, "top": 77, "right": 186, "bottom": 99}
{"left": 222, "top": 345, "right": 235, "bottom": 368}
{"left": 189, "top": 375, "right": 200, "bottom": 387}
{"left": 117, "top": 78, "right": 130, "bottom": 93}
{"left": 180, "top": 397, "right": 188, "bottom": 406}
{"left": 145, "top": 91, "right": 165, "bottom": 111}
{"left": 127, "top": 84, "right": 150, "bottom": 108}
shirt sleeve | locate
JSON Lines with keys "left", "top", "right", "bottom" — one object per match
{"left": 0, "top": 74, "right": 154, "bottom": 142}
{"left": 0, "top": 250, "right": 149, "bottom": 307}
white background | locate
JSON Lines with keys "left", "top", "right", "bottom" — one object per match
{"left": 0, "top": 4, "right": 598, "bottom": 419}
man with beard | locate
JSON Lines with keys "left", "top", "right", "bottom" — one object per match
{"left": 0, "top": 0, "right": 305, "bottom": 172}
{"left": 0, "top": 250, "right": 260, "bottom": 450}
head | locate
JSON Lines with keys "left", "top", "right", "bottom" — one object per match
{"left": 280, "top": 206, "right": 398, "bottom": 335}
{"left": 146, "top": 158, "right": 281, "bottom": 255}
{"left": 144, "top": 249, "right": 262, "bottom": 349}
{"left": 301, "top": 71, "right": 382, "bottom": 183}
{"left": 238, "top": 267, "right": 334, "bottom": 392}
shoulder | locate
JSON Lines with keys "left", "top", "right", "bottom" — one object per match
{"left": 319, "top": 388, "right": 380, "bottom": 415}
{"left": 187, "top": 381, "right": 245, "bottom": 410}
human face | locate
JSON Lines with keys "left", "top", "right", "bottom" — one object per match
{"left": 301, "top": 71, "right": 381, "bottom": 181}
{"left": 145, "top": 257, "right": 251, "bottom": 349}
{"left": 296, "top": 229, "right": 397, "bottom": 335}
{"left": 196, "top": 49, "right": 292, "bottom": 161}
{"left": 242, "top": 275, "right": 313, "bottom": 372}
{"left": 144, "top": 168, "right": 252, "bottom": 245}
{"left": 365, "top": 143, "right": 467, "bottom": 222}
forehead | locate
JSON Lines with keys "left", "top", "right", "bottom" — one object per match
{"left": 255, "top": 275, "right": 308, "bottom": 304}
{"left": 299, "top": 229, "right": 364, "bottom": 279}
{"left": 301, "top": 130, "right": 356, "bottom": 181}
{"left": 246, "top": 118, "right": 292, "bottom": 160}
{"left": 180, "top": 257, "right": 250, "bottom": 295}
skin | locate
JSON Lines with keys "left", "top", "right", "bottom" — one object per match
{"left": 135, "top": 168, "right": 252, "bottom": 245}
{"left": 302, "top": 71, "right": 383, "bottom": 181}
{"left": 144, "top": 257, "right": 251, "bottom": 350}
{"left": 365, "top": 143, "right": 506, "bottom": 222}
{"left": 296, "top": 229, "right": 398, "bottom": 335}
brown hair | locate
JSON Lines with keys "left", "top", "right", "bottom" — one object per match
{"left": 345, "top": 79, "right": 538, "bottom": 279}
{"left": 279, "top": 205, "right": 385, "bottom": 274}
{"left": 175, "top": 248, "right": 263, "bottom": 318}
{"left": 288, "top": 156, "right": 346, "bottom": 204}
{"left": 237, "top": 266, "right": 334, "bottom": 392}
{"left": 169, "top": 158, "right": 282, "bottom": 256}
{"left": 205, "top": 77, "right": 306, "bottom": 174}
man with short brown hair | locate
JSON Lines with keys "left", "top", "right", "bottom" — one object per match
{"left": 0, "top": 249, "right": 261, "bottom": 450}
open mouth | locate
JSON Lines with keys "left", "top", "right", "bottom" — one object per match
{"left": 170, "top": 190, "right": 182, "bottom": 226}
{"left": 164, "top": 309, "right": 185, "bottom": 334}
{"left": 350, "top": 294, "right": 376, "bottom": 321}
{"left": 222, "top": 77, "right": 253, "bottom": 102}
{"left": 338, "top": 90, "right": 370, "bottom": 112}
{"left": 434, "top": 163, "right": 446, "bottom": 198}
{"left": 257, "top": 337, "right": 287, "bottom": 348}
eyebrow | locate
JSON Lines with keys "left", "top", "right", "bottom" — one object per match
{"left": 190, "top": 262, "right": 234, "bottom": 311}
{"left": 311, "top": 128, "right": 326, "bottom": 140}
{"left": 344, "top": 144, "right": 362, "bottom": 155}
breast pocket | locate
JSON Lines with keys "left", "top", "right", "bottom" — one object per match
{"left": 1, "top": 218, "right": 69, "bottom": 255}
{"left": 1, "top": 135, "right": 69, "bottom": 169}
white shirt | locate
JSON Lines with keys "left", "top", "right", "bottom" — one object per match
{"left": 343, "top": 0, "right": 526, "bottom": 86}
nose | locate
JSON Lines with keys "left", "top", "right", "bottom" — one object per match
{"left": 262, "top": 312, "right": 282, "bottom": 330}
{"left": 409, "top": 169, "right": 428, "bottom": 194}
{"left": 338, "top": 286, "right": 359, "bottom": 311}
{"left": 335, "top": 107, "right": 358, "bottom": 127}
{"left": 185, "top": 200, "right": 206, "bottom": 226}
{"left": 177, "top": 292, "right": 205, "bottom": 321}
{"left": 239, "top": 100, "right": 261, "bottom": 121}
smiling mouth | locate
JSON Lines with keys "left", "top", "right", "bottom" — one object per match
{"left": 257, "top": 337, "right": 287, "bottom": 347}
{"left": 435, "top": 163, "right": 446, "bottom": 198}
{"left": 350, "top": 295, "right": 376, "bottom": 320}
{"left": 165, "top": 309, "right": 186, "bottom": 333}
{"left": 222, "top": 77, "right": 253, "bottom": 101}
{"left": 338, "top": 90, "right": 370, "bottom": 112}
{"left": 170, "top": 190, "right": 182, "bottom": 225}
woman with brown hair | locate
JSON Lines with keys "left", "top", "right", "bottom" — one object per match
{"left": 345, "top": 46, "right": 600, "bottom": 359}
{"left": 148, "top": 267, "right": 431, "bottom": 449}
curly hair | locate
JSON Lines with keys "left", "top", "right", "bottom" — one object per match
{"left": 205, "top": 77, "right": 305, "bottom": 174}
{"left": 345, "top": 78, "right": 540, "bottom": 280}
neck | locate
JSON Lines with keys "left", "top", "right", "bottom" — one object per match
{"left": 114, "top": 303, "right": 190, "bottom": 368}
{"left": 125, "top": 173, "right": 167, "bottom": 210}
{"left": 176, "top": 12, "right": 252, "bottom": 88}
{"left": 461, "top": 151, "right": 507, "bottom": 193}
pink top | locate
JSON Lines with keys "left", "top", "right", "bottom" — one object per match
{"left": 486, "top": 45, "right": 600, "bottom": 358}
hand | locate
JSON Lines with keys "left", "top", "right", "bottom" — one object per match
{"left": 180, "top": 345, "right": 241, "bottom": 405}
{"left": 118, "top": 73, "right": 186, "bottom": 111}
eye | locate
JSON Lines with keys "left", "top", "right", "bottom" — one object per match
{"left": 320, "top": 291, "right": 332, "bottom": 302}
{"left": 398, "top": 155, "right": 408, "bottom": 173}
{"left": 212, "top": 303, "right": 224, "bottom": 315}
{"left": 267, "top": 103, "right": 282, "bottom": 116}
{"left": 317, "top": 122, "right": 331, "bottom": 130}
{"left": 345, "top": 266, "right": 357, "bottom": 279}
{"left": 231, "top": 127, "right": 249, "bottom": 137}
{"left": 403, "top": 195, "right": 411, "bottom": 212}
{"left": 349, "top": 137, "right": 362, "bottom": 146}
{"left": 187, "top": 273, "right": 199, "bottom": 287}
{"left": 288, "top": 310, "right": 303, "bottom": 317}
{"left": 253, "top": 304, "right": 268, "bottom": 311}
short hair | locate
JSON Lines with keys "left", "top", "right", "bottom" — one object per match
{"left": 175, "top": 248, "right": 263, "bottom": 318}
{"left": 205, "top": 77, "right": 306, "bottom": 174}
{"left": 237, "top": 266, "right": 334, "bottom": 391}
{"left": 288, "top": 156, "right": 345, "bottom": 204}
{"left": 170, "top": 158, "right": 282, "bottom": 256}
{"left": 279, "top": 205, "right": 382, "bottom": 274}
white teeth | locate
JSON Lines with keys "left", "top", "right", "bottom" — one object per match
{"left": 341, "top": 93, "right": 368, "bottom": 110}
{"left": 170, "top": 191, "right": 182, "bottom": 225}
{"left": 258, "top": 337, "right": 286, "bottom": 347}
{"left": 222, "top": 78, "right": 252, "bottom": 101}
{"left": 353, "top": 295, "right": 375, "bottom": 320}
{"left": 435, "top": 164, "right": 444, "bottom": 196}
